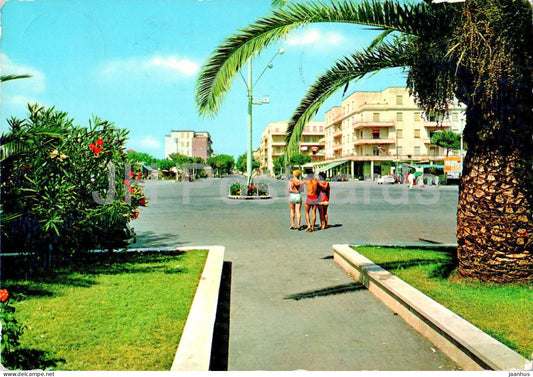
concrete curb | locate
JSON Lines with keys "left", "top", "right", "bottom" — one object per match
{"left": 227, "top": 195, "right": 272, "bottom": 200}
{"left": 333, "top": 244, "right": 530, "bottom": 371}
{"left": 170, "top": 246, "right": 225, "bottom": 371}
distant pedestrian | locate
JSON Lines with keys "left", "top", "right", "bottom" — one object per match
{"left": 287, "top": 170, "right": 302, "bottom": 230}
{"left": 317, "top": 172, "right": 330, "bottom": 230}
{"left": 434, "top": 175, "right": 440, "bottom": 187}
{"left": 304, "top": 173, "right": 319, "bottom": 232}
{"left": 408, "top": 172, "right": 415, "bottom": 190}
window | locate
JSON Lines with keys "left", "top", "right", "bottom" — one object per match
{"left": 397, "top": 129, "right": 403, "bottom": 139}
{"left": 373, "top": 113, "right": 380, "bottom": 122}
{"left": 396, "top": 95, "right": 403, "bottom": 105}
{"left": 414, "top": 129, "right": 421, "bottom": 138}
{"left": 414, "top": 146, "right": 420, "bottom": 155}
{"left": 372, "top": 130, "right": 380, "bottom": 139}
{"left": 397, "top": 146, "right": 403, "bottom": 155}
{"left": 429, "top": 146, "right": 438, "bottom": 155}
{"left": 414, "top": 112, "right": 421, "bottom": 122}
{"left": 452, "top": 113, "right": 459, "bottom": 122}
{"left": 373, "top": 147, "right": 380, "bottom": 156}
{"left": 396, "top": 112, "right": 403, "bottom": 122}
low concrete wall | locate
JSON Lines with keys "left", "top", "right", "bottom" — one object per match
{"left": 333, "top": 244, "right": 529, "bottom": 371}
{"left": 171, "top": 246, "right": 225, "bottom": 371}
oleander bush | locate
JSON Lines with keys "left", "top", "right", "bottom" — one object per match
{"left": 0, "top": 104, "right": 146, "bottom": 271}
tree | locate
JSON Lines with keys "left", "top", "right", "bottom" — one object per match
{"left": 430, "top": 130, "right": 461, "bottom": 156}
{"left": 273, "top": 155, "right": 287, "bottom": 175}
{"left": 126, "top": 150, "right": 158, "bottom": 165}
{"left": 157, "top": 159, "right": 177, "bottom": 171}
{"left": 289, "top": 153, "right": 311, "bottom": 168}
{"left": 195, "top": 0, "right": 533, "bottom": 283}
{"left": 168, "top": 152, "right": 193, "bottom": 166}
{"left": 206, "top": 154, "right": 235, "bottom": 176}
{"left": 236, "top": 153, "right": 259, "bottom": 173}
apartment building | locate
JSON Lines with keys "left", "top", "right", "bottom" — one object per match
{"left": 257, "top": 121, "right": 325, "bottom": 175}
{"left": 322, "top": 87, "right": 465, "bottom": 178}
{"left": 164, "top": 130, "right": 213, "bottom": 161}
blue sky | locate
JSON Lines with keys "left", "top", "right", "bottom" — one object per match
{"left": 1, "top": 0, "right": 406, "bottom": 159}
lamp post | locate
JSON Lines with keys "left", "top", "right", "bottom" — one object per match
{"left": 242, "top": 47, "right": 285, "bottom": 186}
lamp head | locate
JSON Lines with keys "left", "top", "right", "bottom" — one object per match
{"left": 279, "top": 47, "right": 285, "bottom": 55}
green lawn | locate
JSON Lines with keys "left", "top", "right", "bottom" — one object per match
{"left": 3, "top": 249, "right": 208, "bottom": 371}
{"left": 353, "top": 245, "right": 533, "bottom": 359}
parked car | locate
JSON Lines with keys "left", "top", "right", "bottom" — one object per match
{"left": 377, "top": 175, "right": 396, "bottom": 184}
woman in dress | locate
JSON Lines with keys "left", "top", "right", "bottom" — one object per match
{"left": 288, "top": 170, "right": 302, "bottom": 230}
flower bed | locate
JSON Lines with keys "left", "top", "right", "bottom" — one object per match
{"left": 227, "top": 181, "right": 271, "bottom": 199}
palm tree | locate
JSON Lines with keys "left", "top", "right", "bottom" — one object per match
{"left": 196, "top": 0, "right": 533, "bottom": 283}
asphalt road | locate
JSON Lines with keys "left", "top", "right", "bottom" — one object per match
{"left": 131, "top": 177, "right": 460, "bottom": 371}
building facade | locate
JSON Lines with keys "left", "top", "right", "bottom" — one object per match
{"left": 257, "top": 120, "right": 325, "bottom": 175}
{"left": 322, "top": 87, "right": 465, "bottom": 179}
{"left": 164, "top": 130, "right": 213, "bottom": 162}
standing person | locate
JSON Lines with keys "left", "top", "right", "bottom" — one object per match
{"left": 304, "top": 173, "right": 319, "bottom": 232}
{"left": 408, "top": 171, "right": 415, "bottom": 190}
{"left": 287, "top": 170, "right": 302, "bottom": 230}
{"left": 317, "top": 172, "right": 330, "bottom": 230}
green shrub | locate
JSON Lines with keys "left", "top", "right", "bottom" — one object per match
{"left": 1, "top": 104, "right": 146, "bottom": 269}
{"left": 0, "top": 289, "right": 25, "bottom": 368}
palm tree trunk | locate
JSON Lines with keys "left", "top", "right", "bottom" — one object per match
{"left": 457, "top": 150, "right": 533, "bottom": 283}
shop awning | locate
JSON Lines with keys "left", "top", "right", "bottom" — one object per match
{"left": 317, "top": 160, "right": 349, "bottom": 172}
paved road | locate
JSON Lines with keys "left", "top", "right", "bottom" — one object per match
{"left": 131, "top": 177, "right": 460, "bottom": 371}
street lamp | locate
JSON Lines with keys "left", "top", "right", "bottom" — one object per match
{"left": 241, "top": 47, "right": 285, "bottom": 185}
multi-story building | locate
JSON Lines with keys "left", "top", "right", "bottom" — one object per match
{"left": 257, "top": 120, "right": 325, "bottom": 175}
{"left": 164, "top": 130, "right": 213, "bottom": 162}
{"left": 321, "top": 87, "right": 465, "bottom": 179}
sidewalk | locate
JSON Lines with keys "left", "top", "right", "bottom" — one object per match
{"left": 133, "top": 179, "right": 459, "bottom": 370}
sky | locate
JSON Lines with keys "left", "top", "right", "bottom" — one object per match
{"left": 0, "top": 0, "right": 407, "bottom": 160}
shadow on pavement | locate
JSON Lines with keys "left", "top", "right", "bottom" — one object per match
{"left": 209, "top": 261, "right": 232, "bottom": 371}
{"left": 132, "top": 231, "right": 186, "bottom": 248}
{"left": 283, "top": 282, "right": 365, "bottom": 301}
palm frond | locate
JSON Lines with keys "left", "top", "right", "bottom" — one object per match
{"left": 271, "top": 0, "right": 290, "bottom": 8}
{"left": 368, "top": 29, "right": 395, "bottom": 50}
{"left": 284, "top": 41, "right": 410, "bottom": 158}
{"left": 195, "top": 0, "right": 436, "bottom": 117}
{"left": 1, "top": 74, "right": 31, "bottom": 83}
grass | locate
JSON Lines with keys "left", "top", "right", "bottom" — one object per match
{"left": 2, "top": 249, "right": 208, "bottom": 371}
{"left": 353, "top": 245, "right": 533, "bottom": 360}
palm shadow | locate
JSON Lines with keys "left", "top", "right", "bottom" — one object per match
{"left": 284, "top": 282, "right": 365, "bottom": 301}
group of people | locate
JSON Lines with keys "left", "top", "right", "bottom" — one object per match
{"left": 287, "top": 170, "right": 330, "bottom": 232}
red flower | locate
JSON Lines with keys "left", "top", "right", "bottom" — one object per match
{"left": 0, "top": 289, "right": 9, "bottom": 303}
{"left": 133, "top": 211, "right": 140, "bottom": 219}
{"left": 20, "top": 166, "right": 26, "bottom": 170}
{"left": 128, "top": 186, "right": 134, "bottom": 193}
{"left": 137, "top": 173, "right": 142, "bottom": 179}
{"left": 122, "top": 179, "right": 130, "bottom": 186}
{"left": 96, "top": 139, "right": 104, "bottom": 147}
{"left": 139, "top": 197, "right": 146, "bottom": 206}
{"left": 89, "top": 143, "right": 96, "bottom": 151}
{"left": 94, "top": 147, "right": 102, "bottom": 154}
{"left": 128, "top": 170, "right": 134, "bottom": 178}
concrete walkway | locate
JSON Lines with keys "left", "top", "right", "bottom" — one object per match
{"left": 132, "top": 178, "right": 460, "bottom": 371}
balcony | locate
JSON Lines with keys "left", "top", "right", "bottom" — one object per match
{"left": 424, "top": 122, "right": 452, "bottom": 129}
{"left": 353, "top": 138, "right": 395, "bottom": 146}
{"left": 353, "top": 121, "right": 394, "bottom": 130}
